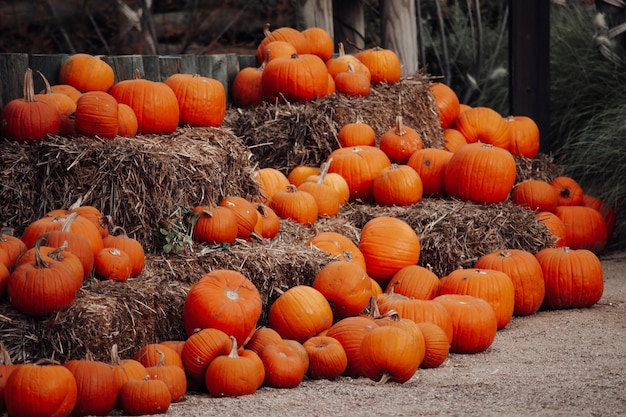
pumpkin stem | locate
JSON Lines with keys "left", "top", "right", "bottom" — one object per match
{"left": 37, "top": 70, "right": 53, "bottom": 94}
{"left": 228, "top": 335, "right": 240, "bottom": 359}
{"left": 110, "top": 225, "right": 130, "bottom": 238}
{"left": 111, "top": 344, "right": 122, "bottom": 366}
{"left": 23, "top": 68, "right": 36, "bottom": 103}
{"left": 394, "top": 115, "right": 407, "bottom": 136}
{"left": 337, "top": 42, "right": 346, "bottom": 57}
{"left": 155, "top": 348, "right": 166, "bottom": 367}
{"left": 69, "top": 196, "right": 85, "bottom": 210}
{"left": 33, "top": 235, "right": 50, "bottom": 269}
{"left": 60, "top": 212, "right": 79, "bottom": 232}
{"left": 263, "top": 23, "right": 271, "bottom": 38}
{"left": 377, "top": 372, "right": 392, "bottom": 384}
{"left": 317, "top": 160, "right": 331, "bottom": 185}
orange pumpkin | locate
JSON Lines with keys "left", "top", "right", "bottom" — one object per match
{"left": 261, "top": 40, "right": 298, "bottom": 62}
{"left": 359, "top": 326, "right": 421, "bottom": 384}
{"left": 297, "top": 167, "right": 342, "bottom": 217}
{"left": 511, "top": 179, "right": 558, "bottom": 212}
{"left": 205, "top": 336, "right": 263, "bottom": 397}
{"left": 430, "top": 82, "right": 461, "bottom": 129}
{"left": 354, "top": 46, "right": 402, "bottom": 84}
{"left": 287, "top": 165, "right": 320, "bottom": 187}
{"left": 581, "top": 194, "right": 616, "bottom": 238}
{"left": 102, "top": 225, "right": 145, "bottom": 277}
{"left": 378, "top": 115, "right": 424, "bottom": 164}
{"left": 257, "top": 340, "right": 308, "bottom": 388}
{"left": 536, "top": 211, "right": 568, "bottom": 247}
{"left": 34, "top": 71, "right": 76, "bottom": 137}
{"left": 337, "top": 116, "right": 377, "bottom": 148}
{"left": 262, "top": 53, "right": 329, "bottom": 103}
{"left": 312, "top": 260, "right": 373, "bottom": 319}
{"left": 303, "top": 335, "right": 348, "bottom": 380}
{"left": 180, "top": 327, "right": 231, "bottom": 387}
{"left": 58, "top": 53, "right": 114, "bottom": 92}
{"left": 117, "top": 103, "right": 138, "bottom": 137}
{"left": 416, "top": 322, "right": 450, "bottom": 368}
{"left": 326, "top": 42, "right": 371, "bottom": 82}
{"left": 385, "top": 264, "right": 440, "bottom": 300}
{"left": 301, "top": 27, "right": 334, "bottom": 62}
{"left": 406, "top": 147, "right": 453, "bottom": 197}
{"left": 454, "top": 106, "right": 510, "bottom": 149}
{"left": 372, "top": 163, "right": 423, "bottom": 206}
{"left": 219, "top": 196, "right": 259, "bottom": 240}
{"left": 269, "top": 185, "right": 319, "bottom": 225}
{"left": 191, "top": 204, "right": 239, "bottom": 245}
{"left": 165, "top": 73, "right": 226, "bottom": 127}
{"left": 334, "top": 62, "right": 371, "bottom": 97}
{"left": 550, "top": 176, "right": 584, "bottom": 206}
{"left": 306, "top": 231, "right": 367, "bottom": 271}
{"left": 555, "top": 205, "right": 608, "bottom": 253}
{"left": 255, "top": 24, "right": 311, "bottom": 65}
{"left": 94, "top": 247, "right": 132, "bottom": 282}
{"left": 74, "top": 91, "right": 119, "bottom": 139}
{"left": 505, "top": 115, "right": 540, "bottom": 158}
{"left": 325, "top": 316, "right": 379, "bottom": 377}
{"left": 442, "top": 128, "right": 467, "bottom": 152}
{"left": 254, "top": 167, "right": 290, "bottom": 203}
{"left": 64, "top": 353, "right": 118, "bottom": 416}
{"left": 231, "top": 65, "right": 265, "bottom": 108}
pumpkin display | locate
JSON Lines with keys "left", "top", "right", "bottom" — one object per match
{"left": 511, "top": 179, "right": 559, "bottom": 213}
{"left": 180, "top": 327, "right": 231, "bottom": 386}
{"left": 555, "top": 205, "right": 608, "bottom": 253}
{"left": 257, "top": 340, "right": 308, "bottom": 389}
{"left": 334, "top": 62, "right": 371, "bottom": 97}
{"left": 191, "top": 204, "right": 239, "bottom": 245}
{"left": 262, "top": 53, "right": 329, "bottom": 103}
{"left": 337, "top": 116, "right": 377, "bottom": 148}
{"left": 439, "top": 268, "right": 516, "bottom": 330}
{"left": 302, "top": 336, "right": 348, "bottom": 380}
{"left": 205, "top": 336, "right": 263, "bottom": 397}
{"left": 255, "top": 24, "right": 311, "bottom": 65}
{"left": 416, "top": 322, "right": 450, "bottom": 368}
{"left": 35, "top": 71, "right": 77, "bottom": 136}
{"left": 0, "top": 68, "right": 60, "bottom": 142}
{"left": 183, "top": 269, "right": 262, "bottom": 345}
{"left": 64, "top": 353, "right": 118, "bottom": 416}
{"left": 269, "top": 185, "right": 319, "bottom": 225}
{"left": 326, "top": 42, "right": 371, "bottom": 82}
{"left": 360, "top": 326, "right": 422, "bottom": 384}
{"left": 219, "top": 196, "right": 260, "bottom": 240}
{"left": 312, "top": 260, "right": 373, "bottom": 319}
{"left": 442, "top": 127, "right": 467, "bottom": 152}
{"left": 385, "top": 264, "right": 440, "bottom": 300}
{"left": 301, "top": 27, "right": 334, "bottom": 61}
{"left": 536, "top": 246, "right": 604, "bottom": 309}
{"left": 430, "top": 82, "right": 461, "bottom": 129}
{"left": 444, "top": 142, "right": 517, "bottom": 204}
{"left": 354, "top": 46, "right": 402, "bottom": 84}
{"left": 306, "top": 231, "right": 367, "bottom": 271}
{"left": 372, "top": 163, "right": 423, "bottom": 206}
{"left": 117, "top": 103, "right": 138, "bottom": 137}
{"left": 454, "top": 106, "right": 510, "bottom": 149}
{"left": 118, "top": 376, "right": 171, "bottom": 416}
{"left": 268, "top": 285, "right": 333, "bottom": 343}
{"left": 358, "top": 216, "right": 421, "bottom": 286}
{"left": 406, "top": 147, "right": 452, "bottom": 197}
{"left": 474, "top": 249, "right": 546, "bottom": 316}
{"left": 74, "top": 90, "right": 119, "bottom": 139}
{"left": 231, "top": 64, "right": 265, "bottom": 108}
{"left": 550, "top": 176, "right": 584, "bottom": 206}
{"left": 325, "top": 316, "right": 379, "bottom": 377}
{"left": 378, "top": 116, "right": 424, "bottom": 164}
{"left": 327, "top": 145, "right": 391, "bottom": 202}
{"left": 164, "top": 73, "right": 226, "bottom": 127}
{"left": 505, "top": 115, "right": 540, "bottom": 158}
{"left": 58, "top": 53, "right": 115, "bottom": 92}
{"left": 433, "top": 294, "right": 498, "bottom": 354}
{"left": 4, "top": 360, "right": 78, "bottom": 417}
{"left": 109, "top": 69, "right": 180, "bottom": 135}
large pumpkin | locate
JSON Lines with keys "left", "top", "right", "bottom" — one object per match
{"left": 262, "top": 53, "right": 329, "bottom": 103}
{"left": 555, "top": 205, "right": 608, "bottom": 253}
{"left": 407, "top": 147, "right": 453, "bottom": 197}
{"left": 256, "top": 24, "right": 311, "bottom": 65}
{"left": 511, "top": 179, "right": 558, "bottom": 213}
{"left": 312, "top": 260, "right": 373, "bottom": 319}
{"left": 164, "top": 73, "right": 226, "bottom": 127}
{"left": 231, "top": 65, "right": 265, "bottom": 108}
{"left": 58, "top": 53, "right": 114, "bottom": 92}
{"left": 74, "top": 91, "right": 119, "bottom": 139}
{"left": 430, "top": 82, "right": 461, "bottom": 129}
{"left": 454, "top": 106, "right": 510, "bottom": 149}
{"left": 372, "top": 163, "right": 423, "bottom": 206}
{"left": 354, "top": 46, "right": 402, "bottom": 84}
{"left": 505, "top": 115, "right": 540, "bottom": 158}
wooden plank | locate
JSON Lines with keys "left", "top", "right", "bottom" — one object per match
{"left": 141, "top": 55, "right": 161, "bottom": 82}
{"left": 298, "top": 0, "right": 334, "bottom": 38}
{"left": 102, "top": 55, "right": 145, "bottom": 83}
{"left": 195, "top": 55, "right": 213, "bottom": 78}
{"left": 509, "top": 0, "right": 551, "bottom": 153}
{"left": 29, "top": 53, "right": 68, "bottom": 92}
{"left": 332, "top": 0, "right": 365, "bottom": 53}
{"left": 0, "top": 53, "right": 29, "bottom": 108}
{"left": 380, "top": 0, "right": 418, "bottom": 75}
{"left": 238, "top": 54, "right": 257, "bottom": 71}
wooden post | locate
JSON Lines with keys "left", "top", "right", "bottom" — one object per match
{"left": 0, "top": 54, "right": 29, "bottom": 108}
{"left": 101, "top": 55, "right": 145, "bottom": 83}
{"left": 298, "top": 0, "right": 334, "bottom": 37}
{"left": 29, "top": 53, "right": 68, "bottom": 91}
{"left": 509, "top": 0, "right": 551, "bottom": 153}
{"left": 380, "top": 0, "right": 419, "bottom": 75}
{"left": 332, "top": 0, "right": 365, "bottom": 53}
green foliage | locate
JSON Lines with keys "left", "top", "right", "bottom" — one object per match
{"left": 158, "top": 206, "right": 199, "bottom": 254}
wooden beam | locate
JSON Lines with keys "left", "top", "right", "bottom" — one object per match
{"left": 380, "top": 0, "right": 419, "bottom": 75}
{"left": 509, "top": 0, "right": 551, "bottom": 153}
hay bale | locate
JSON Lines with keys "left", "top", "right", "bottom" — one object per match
{"left": 224, "top": 73, "right": 443, "bottom": 173}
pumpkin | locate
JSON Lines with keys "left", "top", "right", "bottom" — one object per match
{"left": 550, "top": 176, "right": 584, "bottom": 206}
{"left": 254, "top": 167, "right": 291, "bottom": 203}
{"left": 0, "top": 68, "right": 60, "bottom": 142}
{"left": 109, "top": 69, "right": 180, "bottom": 135}
{"left": 73, "top": 90, "right": 119, "bottom": 138}
{"left": 442, "top": 127, "right": 467, "bottom": 152}
{"left": 385, "top": 264, "right": 440, "bottom": 300}
{"left": 43, "top": 212, "right": 95, "bottom": 279}
{"left": 302, "top": 336, "right": 348, "bottom": 380}
{"left": 34, "top": 71, "right": 76, "bottom": 136}
{"left": 327, "top": 145, "right": 391, "bottom": 202}
{"left": 22, "top": 213, "right": 104, "bottom": 257}
{"left": 110, "top": 344, "right": 148, "bottom": 407}
{"left": 158, "top": 341, "right": 186, "bottom": 358}
{"left": 326, "top": 42, "right": 371, "bottom": 82}
{"left": 430, "top": 82, "right": 461, "bottom": 129}
{"left": 337, "top": 116, "right": 377, "bottom": 148}
{"left": 0, "top": 233, "right": 27, "bottom": 272}
{"left": 255, "top": 203, "right": 281, "bottom": 240}
{"left": 134, "top": 343, "right": 184, "bottom": 370}
{"left": 505, "top": 115, "right": 540, "bottom": 158}
{"left": 334, "top": 62, "right": 371, "bottom": 97}
{"left": 4, "top": 360, "right": 78, "bottom": 417}
{"left": 258, "top": 340, "right": 308, "bottom": 388}
{"left": 261, "top": 40, "right": 298, "bottom": 62}
{"left": 433, "top": 294, "right": 498, "bottom": 354}
{"left": 312, "top": 260, "right": 373, "bottom": 319}
{"left": 359, "top": 325, "right": 422, "bottom": 384}
{"left": 269, "top": 185, "right": 319, "bottom": 225}
{"left": 191, "top": 204, "right": 239, "bottom": 245}
{"left": 57, "top": 200, "right": 109, "bottom": 239}
{"left": 58, "top": 53, "right": 115, "bottom": 92}
{"left": 297, "top": 162, "right": 341, "bottom": 217}
{"left": 64, "top": 352, "right": 118, "bottom": 416}
{"left": 306, "top": 231, "right": 367, "bottom": 271}
{"left": 372, "top": 163, "right": 423, "bottom": 206}
{"left": 102, "top": 225, "right": 145, "bottom": 277}
{"left": 0, "top": 262, "right": 9, "bottom": 300}
{"left": 205, "top": 336, "right": 263, "bottom": 397}
{"left": 301, "top": 27, "right": 334, "bottom": 61}
{"left": 16, "top": 240, "right": 84, "bottom": 292}
{"left": 219, "top": 196, "right": 260, "bottom": 240}
{"left": 474, "top": 249, "right": 546, "bottom": 316}
{"left": 439, "top": 268, "right": 515, "bottom": 330}
{"left": 117, "top": 103, "right": 138, "bottom": 137}
{"left": 0, "top": 343, "right": 16, "bottom": 414}
{"left": 444, "top": 142, "right": 517, "bottom": 204}
{"left": 255, "top": 24, "right": 311, "bottom": 65}
{"left": 183, "top": 269, "right": 262, "bottom": 345}
{"left": 43, "top": 83, "right": 82, "bottom": 103}
{"left": 454, "top": 106, "right": 510, "bottom": 149}
{"left": 536, "top": 246, "right": 604, "bottom": 309}
{"left": 244, "top": 326, "right": 283, "bottom": 355}
{"left": 180, "top": 327, "right": 231, "bottom": 387}
{"left": 358, "top": 216, "right": 421, "bottom": 287}
{"left": 165, "top": 73, "right": 226, "bottom": 127}
{"left": 262, "top": 53, "right": 329, "bottom": 103}
{"left": 287, "top": 165, "right": 321, "bottom": 187}
{"left": 511, "top": 179, "right": 558, "bottom": 212}
{"left": 302, "top": 169, "right": 351, "bottom": 206}
{"left": 118, "top": 376, "right": 171, "bottom": 416}
{"left": 406, "top": 147, "right": 453, "bottom": 197}
{"left": 324, "top": 316, "right": 379, "bottom": 377}
{"left": 416, "top": 322, "right": 450, "bottom": 368}
{"left": 354, "top": 46, "right": 402, "bottom": 84}
{"left": 378, "top": 116, "right": 424, "bottom": 164}
{"left": 370, "top": 306, "right": 426, "bottom": 362}
{"left": 144, "top": 350, "right": 187, "bottom": 403}
{"left": 231, "top": 64, "right": 265, "bottom": 108}
{"left": 268, "top": 285, "right": 333, "bottom": 343}
{"left": 555, "top": 206, "right": 608, "bottom": 253}
{"left": 536, "top": 211, "right": 568, "bottom": 247}
{"left": 582, "top": 194, "right": 616, "bottom": 238}
{"left": 94, "top": 247, "right": 132, "bottom": 282}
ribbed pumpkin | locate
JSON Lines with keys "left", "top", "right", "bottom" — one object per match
{"left": 385, "top": 264, "right": 440, "bottom": 300}
{"left": 354, "top": 46, "right": 402, "bottom": 84}
{"left": 261, "top": 40, "right": 298, "bottom": 62}
{"left": 0, "top": 233, "right": 27, "bottom": 272}
{"left": 256, "top": 24, "right": 311, "bottom": 65}
{"left": 180, "top": 327, "right": 231, "bottom": 387}
{"left": 109, "top": 69, "right": 179, "bottom": 135}
{"left": 269, "top": 185, "right": 319, "bottom": 225}
{"left": 372, "top": 163, "right": 423, "bottom": 206}
{"left": 35, "top": 71, "right": 77, "bottom": 137}
{"left": 64, "top": 353, "right": 118, "bottom": 416}
{"left": 94, "top": 247, "right": 132, "bottom": 282}
{"left": 327, "top": 145, "right": 391, "bottom": 202}
{"left": 474, "top": 249, "right": 546, "bottom": 316}
{"left": 0, "top": 68, "right": 60, "bottom": 142}
{"left": 254, "top": 167, "right": 290, "bottom": 203}
{"left": 135, "top": 343, "right": 183, "bottom": 370}
{"left": 430, "top": 82, "right": 461, "bottom": 129}
{"left": 505, "top": 115, "right": 540, "bottom": 158}
{"left": 550, "top": 176, "right": 584, "bottom": 206}
{"left": 43, "top": 212, "right": 95, "bottom": 279}
{"left": 302, "top": 169, "right": 351, "bottom": 206}
{"left": 536, "top": 211, "right": 568, "bottom": 247}
{"left": 306, "top": 231, "right": 367, "bottom": 271}
{"left": 219, "top": 196, "right": 259, "bottom": 240}
{"left": 334, "top": 62, "right": 371, "bottom": 97}
{"left": 268, "top": 285, "right": 333, "bottom": 343}
{"left": 183, "top": 269, "right": 262, "bottom": 345}
{"left": 118, "top": 376, "right": 171, "bottom": 416}
{"left": 102, "top": 225, "right": 145, "bottom": 277}
{"left": 301, "top": 27, "right": 334, "bottom": 61}
{"left": 205, "top": 336, "right": 263, "bottom": 397}
{"left": 359, "top": 326, "right": 421, "bottom": 384}
{"left": 117, "top": 103, "right": 138, "bottom": 137}
{"left": 262, "top": 53, "right": 329, "bottom": 103}
{"left": 536, "top": 246, "right": 604, "bottom": 309}
{"left": 359, "top": 216, "right": 421, "bottom": 287}
{"left": 407, "top": 147, "right": 453, "bottom": 197}
{"left": 244, "top": 326, "right": 283, "bottom": 355}
{"left": 191, "top": 204, "right": 239, "bottom": 245}
{"left": 555, "top": 205, "right": 608, "bottom": 253}
{"left": 302, "top": 336, "right": 348, "bottom": 380}
{"left": 43, "top": 83, "right": 82, "bottom": 103}
{"left": 165, "top": 73, "right": 226, "bottom": 127}
{"left": 416, "top": 322, "right": 450, "bottom": 368}
{"left": 312, "top": 260, "right": 373, "bottom": 319}
{"left": 326, "top": 42, "right": 371, "bottom": 82}
{"left": 110, "top": 344, "right": 148, "bottom": 407}
{"left": 144, "top": 352, "right": 187, "bottom": 403}
{"left": 258, "top": 340, "right": 308, "bottom": 389}
{"left": 297, "top": 164, "right": 342, "bottom": 217}
{"left": 74, "top": 91, "right": 119, "bottom": 139}
{"left": 444, "top": 142, "right": 517, "bottom": 204}
{"left": 433, "top": 294, "right": 498, "bottom": 354}
{"left": 337, "top": 116, "right": 377, "bottom": 148}
{"left": 16, "top": 241, "right": 84, "bottom": 292}
{"left": 287, "top": 165, "right": 320, "bottom": 187}
{"left": 442, "top": 127, "right": 468, "bottom": 152}
{"left": 255, "top": 203, "right": 281, "bottom": 240}
{"left": 582, "top": 194, "right": 616, "bottom": 238}
{"left": 454, "top": 106, "right": 510, "bottom": 149}
{"left": 378, "top": 116, "right": 424, "bottom": 164}
{"left": 325, "top": 316, "right": 379, "bottom": 377}
{"left": 58, "top": 53, "right": 114, "bottom": 92}
{"left": 231, "top": 64, "right": 265, "bottom": 108}
{"left": 511, "top": 179, "right": 558, "bottom": 212}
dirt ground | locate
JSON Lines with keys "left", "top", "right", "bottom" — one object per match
{"left": 130, "top": 250, "right": 626, "bottom": 417}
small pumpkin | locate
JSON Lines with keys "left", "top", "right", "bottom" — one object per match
{"left": 555, "top": 205, "right": 608, "bottom": 253}
{"left": 255, "top": 203, "right": 281, "bottom": 240}
{"left": 34, "top": 71, "right": 77, "bottom": 136}
{"left": 118, "top": 376, "right": 171, "bottom": 416}
{"left": 262, "top": 53, "right": 329, "bottom": 103}
{"left": 385, "top": 264, "right": 440, "bottom": 300}
{"left": 416, "top": 322, "right": 450, "bottom": 368}
{"left": 354, "top": 46, "right": 402, "bottom": 84}
{"left": 337, "top": 116, "right": 377, "bottom": 148}
{"left": 205, "top": 336, "right": 263, "bottom": 397}
{"left": 134, "top": 343, "right": 184, "bottom": 370}
{"left": 306, "top": 231, "right": 367, "bottom": 271}
{"left": 180, "top": 327, "right": 231, "bottom": 386}
{"left": 297, "top": 162, "right": 341, "bottom": 217}
{"left": 73, "top": 90, "right": 119, "bottom": 139}
{"left": 406, "top": 147, "right": 453, "bottom": 197}
{"left": 117, "top": 103, "right": 138, "bottom": 137}
{"left": 550, "top": 176, "right": 584, "bottom": 206}
{"left": 231, "top": 64, "right": 265, "bottom": 108}
{"left": 442, "top": 127, "right": 467, "bottom": 152}
{"left": 454, "top": 106, "right": 510, "bottom": 149}
{"left": 505, "top": 115, "right": 540, "bottom": 158}
{"left": 430, "top": 82, "right": 461, "bottom": 129}
{"left": 326, "top": 42, "right": 371, "bottom": 82}
{"left": 110, "top": 344, "right": 149, "bottom": 407}
{"left": 257, "top": 340, "right": 308, "bottom": 389}
{"left": 312, "top": 260, "right": 373, "bottom": 319}
{"left": 165, "top": 73, "right": 226, "bottom": 127}
{"left": 219, "top": 196, "right": 260, "bottom": 240}
{"left": 536, "top": 211, "right": 568, "bottom": 247}
{"left": 269, "top": 185, "right": 319, "bottom": 225}
{"left": 302, "top": 336, "right": 348, "bottom": 380}
{"left": 102, "top": 225, "right": 145, "bottom": 277}
{"left": 144, "top": 350, "right": 187, "bottom": 403}
{"left": 378, "top": 116, "right": 424, "bottom": 164}
{"left": 372, "top": 163, "right": 423, "bottom": 206}
{"left": 511, "top": 179, "right": 558, "bottom": 213}
{"left": 94, "top": 247, "right": 132, "bottom": 282}
{"left": 254, "top": 167, "right": 291, "bottom": 203}
{"left": 301, "top": 27, "right": 334, "bottom": 61}
{"left": 334, "top": 62, "right": 371, "bottom": 97}
{"left": 244, "top": 326, "right": 283, "bottom": 355}
{"left": 324, "top": 316, "right": 379, "bottom": 377}
{"left": 255, "top": 24, "right": 311, "bottom": 65}
{"left": 287, "top": 165, "right": 321, "bottom": 187}
{"left": 191, "top": 204, "right": 239, "bottom": 245}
